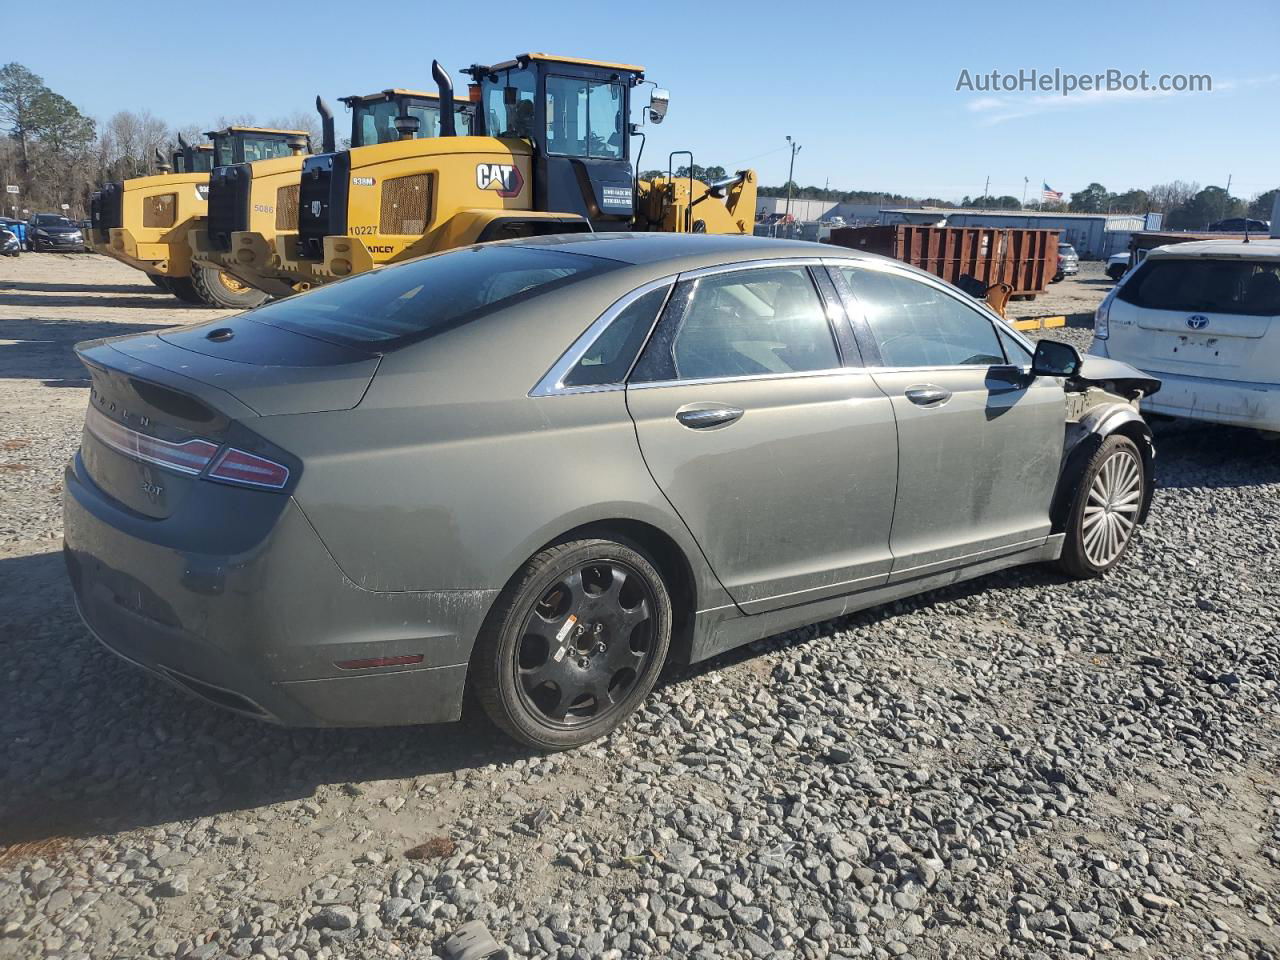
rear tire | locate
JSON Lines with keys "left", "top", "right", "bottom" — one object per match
{"left": 166, "top": 276, "right": 205, "bottom": 305}
{"left": 189, "top": 265, "right": 269, "bottom": 309}
{"left": 1057, "top": 435, "right": 1144, "bottom": 579}
{"left": 472, "top": 539, "right": 672, "bottom": 751}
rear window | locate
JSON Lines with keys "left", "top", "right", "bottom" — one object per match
{"left": 1118, "top": 259, "right": 1280, "bottom": 317}
{"left": 250, "top": 245, "right": 621, "bottom": 347}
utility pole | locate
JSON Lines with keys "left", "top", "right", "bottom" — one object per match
{"left": 1225, "top": 173, "right": 1233, "bottom": 222}
{"left": 784, "top": 135, "right": 802, "bottom": 235}
{"left": 1022, "top": 176, "right": 1028, "bottom": 208}
{"left": 982, "top": 175, "right": 990, "bottom": 208}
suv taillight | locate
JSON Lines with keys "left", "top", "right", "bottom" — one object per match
{"left": 1094, "top": 289, "right": 1114, "bottom": 339}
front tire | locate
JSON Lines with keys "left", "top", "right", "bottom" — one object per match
{"left": 189, "top": 265, "right": 269, "bottom": 309}
{"left": 1058, "top": 435, "right": 1144, "bottom": 578}
{"left": 472, "top": 539, "right": 672, "bottom": 750}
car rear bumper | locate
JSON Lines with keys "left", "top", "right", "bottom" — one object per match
{"left": 63, "top": 452, "right": 495, "bottom": 726}
{"left": 1091, "top": 345, "right": 1280, "bottom": 431}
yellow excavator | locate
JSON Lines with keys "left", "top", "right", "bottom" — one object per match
{"left": 199, "top": 89, "right": 475, "bottom": 298}
{"left": 226, "top": 54, "right": 755, "bottom": 294}
{"left": 95, "top": 126, "right": 310, "bottom": 307}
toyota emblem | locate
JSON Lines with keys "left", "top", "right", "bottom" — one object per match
{"left": 1186, "top": 315, "right": 1209, "bottom": 330}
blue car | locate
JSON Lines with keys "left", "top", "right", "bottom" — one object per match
{"left": 0, "top": 217, "right": 27, "bottom": 250}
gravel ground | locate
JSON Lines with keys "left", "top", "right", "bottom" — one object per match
{"left": 1, "top": 254, "right": 1278, "bottom": 960}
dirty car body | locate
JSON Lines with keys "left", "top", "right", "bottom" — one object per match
{"left": 63, "top": 234, "right": 1158, "bottom": 737}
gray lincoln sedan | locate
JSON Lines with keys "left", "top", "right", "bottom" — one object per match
{"left": 64, "top": 234, "right": 1160, "bottom": 749}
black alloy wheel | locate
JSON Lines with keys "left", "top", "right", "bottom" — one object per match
{"left": 474, "top": 539, "right": 672, "bottom": 750}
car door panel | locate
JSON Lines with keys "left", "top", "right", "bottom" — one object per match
{"left": 624, "top": 262, "right": 899, "bottom": 614}
{"left": 870, "top": 366, "right": 1063, "bottom": 577}
{"left": 626, "top": 373, "right": 898, "bottom": 612}
{"left": 830, "top": 260, "right": 1064, "bottom": 577}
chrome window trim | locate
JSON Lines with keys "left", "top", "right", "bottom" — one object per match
{"left": 529, "top": 276, "right": 676, "bottom": 397}
{"left": 677, "top": 256, "right": 828, "bottom": 281}
{"left": 530, "top": 255, "right": 1044, "bottom": 397}
{"left": 626, "top": 366, "right": 864, "bottom": 391}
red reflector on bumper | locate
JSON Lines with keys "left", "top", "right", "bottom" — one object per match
{"left": 334, "top": 654, "right": 425, "bottom": 670}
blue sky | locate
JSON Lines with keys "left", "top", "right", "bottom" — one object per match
{"left": 8, "top": 0, "right": 1279, "bottom": 202}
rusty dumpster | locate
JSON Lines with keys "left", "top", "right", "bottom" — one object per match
{"left": 826, "top": 224, "right": 1060, "bottom": 297}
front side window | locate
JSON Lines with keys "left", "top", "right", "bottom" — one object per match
{"left": 483, "top": 67, "right": 537, "bottom": 140}
{"left": 636, "top": 267, "right": 838, "bottom": 382}
{"left": 1118, "top": 259, "right": 1280, "bottom": 317}
{"left": 251, "top": 245, "right": 620, "bottom": 348}
{"left": 839, "top": 266, "right": 1005, "bottom": 368}
{"left": 564, "top": 285, "right": 670, "bottom": 387}
{"left": 545, "top": 76, "right": 624, "bottom": 159}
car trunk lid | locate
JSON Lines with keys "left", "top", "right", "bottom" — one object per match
{"left": 74, "top": 319, "right": 378, "bottom": 519}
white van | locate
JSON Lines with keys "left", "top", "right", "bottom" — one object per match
{"left": 1089, "top": 239, "right": 1280, "bottom": 431}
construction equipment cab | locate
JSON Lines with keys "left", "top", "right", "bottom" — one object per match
{"left": 225, "top": 89, "right": 475, "bottom": 297}
{"left": 188, "top": 125, "right": 314, "bottom": 306}
{"left": 286, "top": 54, "right": 755, "bottom": 285}
{"left": 98, "top": 126, "right": 306, "bottom": 307}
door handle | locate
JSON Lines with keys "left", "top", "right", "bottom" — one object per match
{"left": 675, "top": 405, "right": 744, "bottom": 429}
{"left": 905, "top": 385, "right": 951, "bottom": 406}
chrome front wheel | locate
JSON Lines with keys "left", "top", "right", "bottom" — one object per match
{"left": 1081, "top": 447, "right": 1143, "bottom": 567}
{"left": 1058, "top": 434, "right": 1146, "bottom": 579}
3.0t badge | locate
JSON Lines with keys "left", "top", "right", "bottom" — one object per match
{"left": 476, "top": 163, "right": 523, "bottom": 198}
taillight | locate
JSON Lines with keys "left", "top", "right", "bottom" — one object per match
{"left": 85, "top": 406, "right": 290, "bottom": 490}
{"left": 86, "top": 406, "right": 218, "bottom": 475}
{"left": 1094, "top": 289, "right": 1114, "bottom": 340}
{"left": 207, "top": 448, "right": 290, "bottom": 489}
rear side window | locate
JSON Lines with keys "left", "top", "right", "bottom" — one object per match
{"left": 1119, "top": 259, "right": 1280, "bottom": 317}
{"left": 564, "top": 285, "right": 670, "bottom": 387}
{"left": 634, "top": 267, "right": 839, "bottom": 382}
{"left": 251, "top": 246, "right": 620, "bottom": 347}
{"left": 839, "top": 266, "right": 1005, "bottom": 368}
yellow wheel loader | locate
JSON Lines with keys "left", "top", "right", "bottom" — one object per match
{"left": 207, "top": 89, "right": 476, "bottom": 298}
{"left": 95, "top": 127, "right": 310, "bottom": 307}
{"left": 264, "top": 54, "right": 754, "bottom": 289}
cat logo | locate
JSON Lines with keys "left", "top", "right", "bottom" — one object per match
{"left": 475, "top": 163, "right": 523, "bottom": 198}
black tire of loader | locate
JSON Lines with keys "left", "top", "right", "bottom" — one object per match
{"left": 189, "top": 265, "right": 269, "bottom": 309}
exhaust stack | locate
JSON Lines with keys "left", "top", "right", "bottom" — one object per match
{"left": 316, "top": 96, "right": 336, "bottom": 153}
{"left": 432, "top": 60, "right": 456, "bottom": 137}
{"left": 154, "top": 148, "right": 172, "bottom": 174}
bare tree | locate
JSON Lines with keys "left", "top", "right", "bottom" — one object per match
{"left": 1146, "top": 180, "right": 1200, "bottom": 217}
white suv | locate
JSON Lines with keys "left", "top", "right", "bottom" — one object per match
{"left": 1090, "top": 239, "right": 1280, "bottom": 431}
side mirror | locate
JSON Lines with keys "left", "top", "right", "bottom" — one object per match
{"left": 648, "top": 88, "right": 670, "bottom": 124}
{"left": 1031, "top": 339, "right": 1082, "bottom": 378}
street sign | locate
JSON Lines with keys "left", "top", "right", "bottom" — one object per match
{"left": 4, "top": 185, "right": 18, "bottom": 194}
{"left": 60, "top": 203, "right": 70, "bottom": 210}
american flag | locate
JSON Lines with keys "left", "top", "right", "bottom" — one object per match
{"left": 1042, "top": 183, "right": 1063, "bottom": 204}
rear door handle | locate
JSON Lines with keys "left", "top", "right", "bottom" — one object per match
{"left": 675, "top": 405, "right": 744, "bottom": 429}
{"left": 905, "top": 385, "right": 951, "bottom": 406}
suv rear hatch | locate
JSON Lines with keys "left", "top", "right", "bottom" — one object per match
{"left": 1108, "top": 253, "right": 1280, "bottom": 384}
{"left": 75, "top": 315, "right": 378, "bottom": 519}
